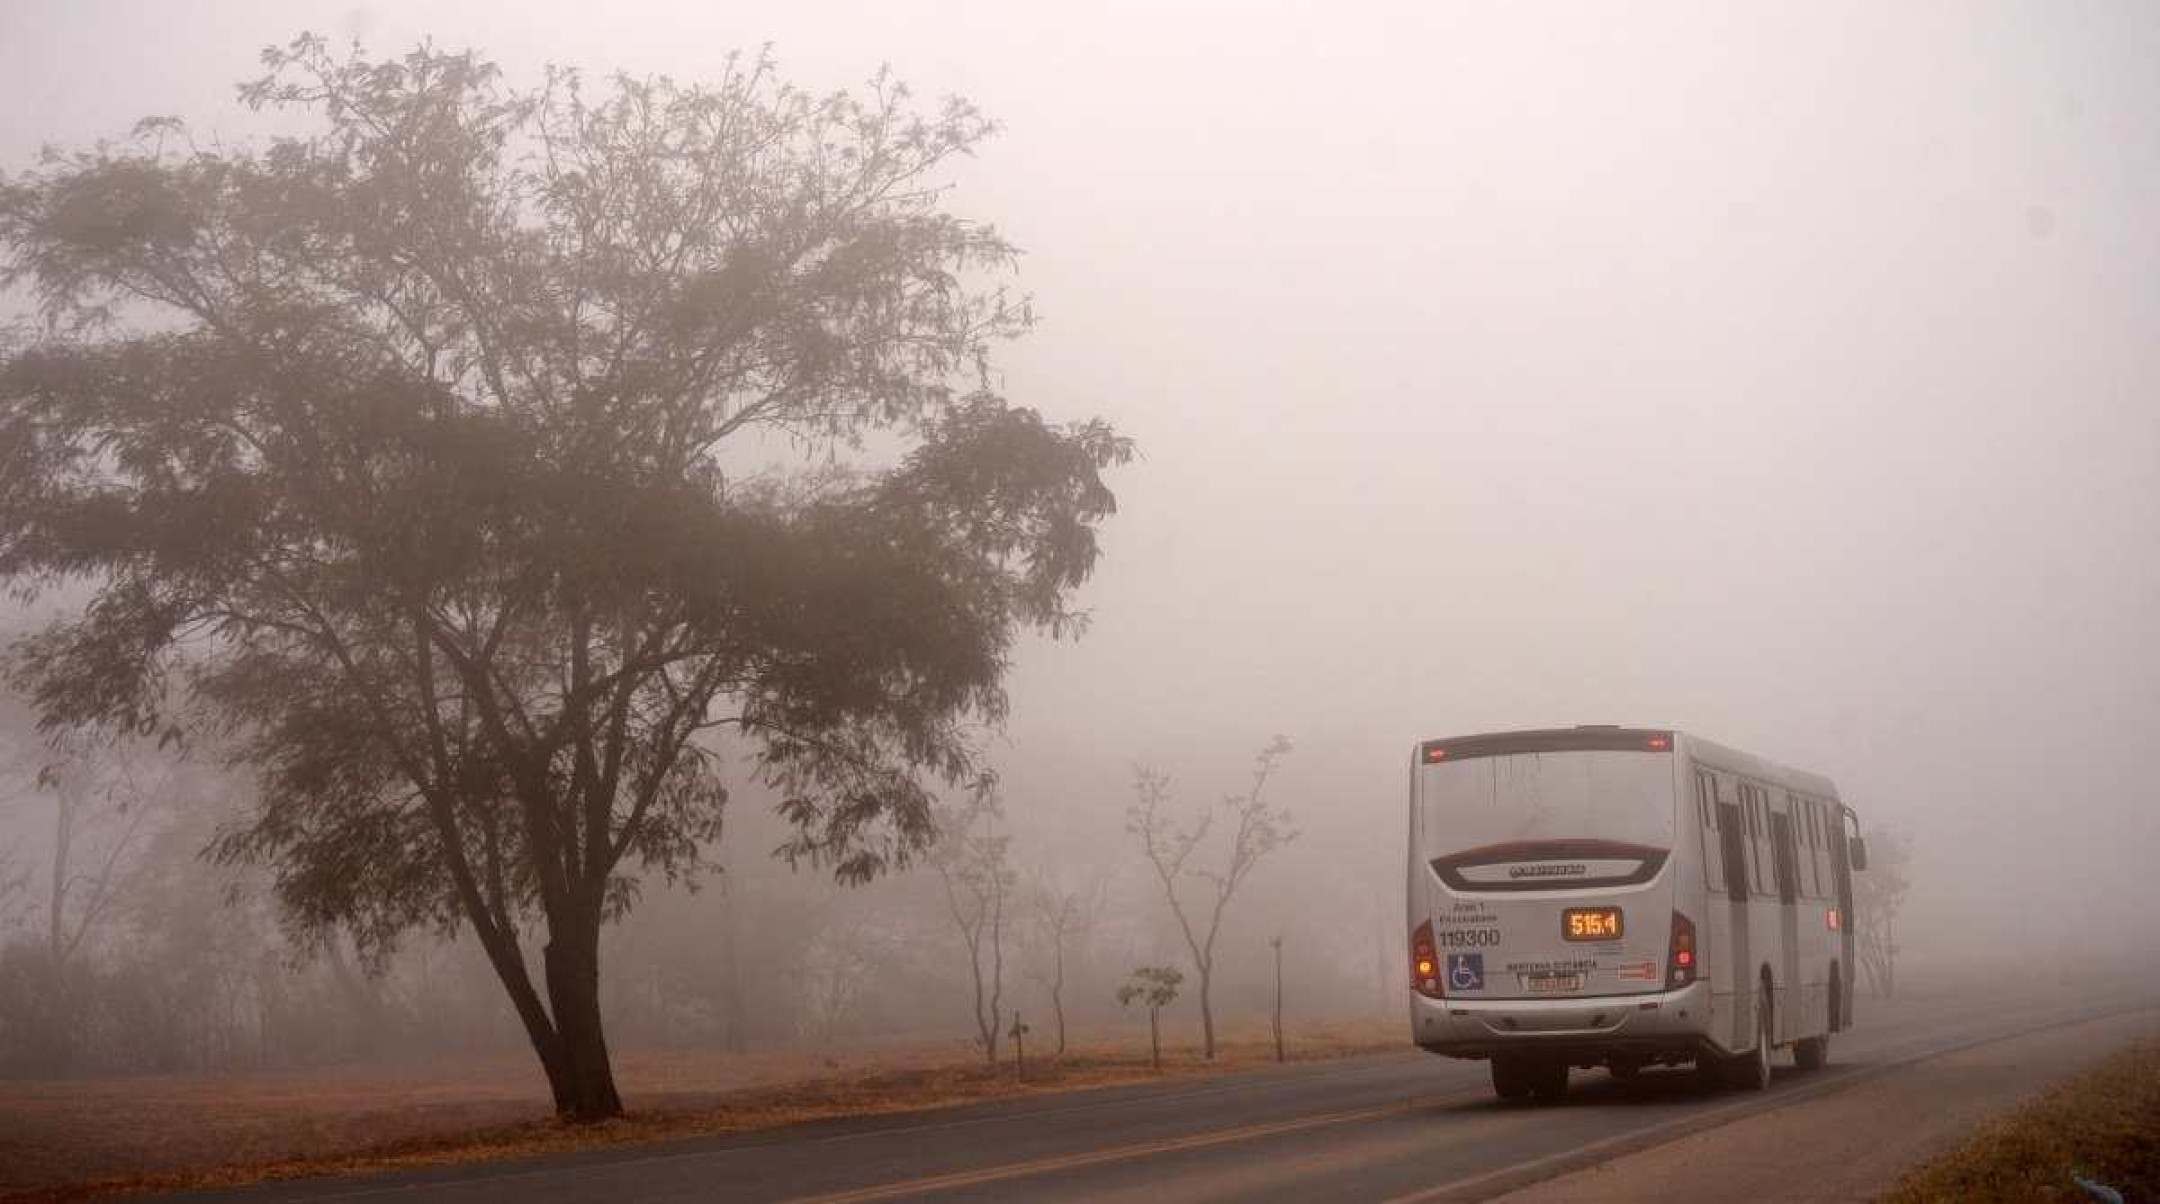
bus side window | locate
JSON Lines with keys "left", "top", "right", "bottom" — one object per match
{"left": 1792, "top": 795, "right": 1813, "bottom": 897}
{"left": 1716, "top": 799, "right": 1750, "bottom": 901}
{"left": 1811, "top": 801, "right": 1831, "bottom": 898}
{"left": 1804, "top": 798, "right": 1823, "bottom": 897}
{"left": 1758, "top": 791, "right": 1773, "bottom": 895}
{"left": 1698, "top": 772, "right": 1725, "bottom": 893}
{"left": 1770, "top": 809, "right": 1799, "bottom": 905}
{"left": 1745, "top": 787, "right": 1767, "bottom": 895}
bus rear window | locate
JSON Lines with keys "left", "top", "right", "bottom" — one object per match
{"left": 1419, "top": 749, "right": 1676, "bottom": 855}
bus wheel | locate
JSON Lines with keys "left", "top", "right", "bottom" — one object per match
{"left": 1794, "top": 1034, "right": 1828, "bottom": 1071}
{"left": 1490, "top": 1056, "right": 1534, "bottom": 1102}
{"left": 1725, "top": 986, "right": 1774, "bottom": 1091}
{"left": 1528, "top": 1059, "right": 1570, "bottom": 1104}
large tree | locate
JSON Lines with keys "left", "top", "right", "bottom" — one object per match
{"left": 0, "top": 37, "right": 1127, "bottom": 1119}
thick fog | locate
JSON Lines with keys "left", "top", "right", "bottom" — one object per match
{"left": 3, "top": 0, "right": 2157, "bottom": 1072}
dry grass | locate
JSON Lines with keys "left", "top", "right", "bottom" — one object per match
{"left": 0, "top": 1019, "right": 1401, "bottom": 1202}
{"left": 1881, "top": 1036, "right": 2160, "bottom": 1204}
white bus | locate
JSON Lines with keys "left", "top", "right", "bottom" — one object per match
{"left": 1407, "top": 726, "right": 1867, "bottom": 1102}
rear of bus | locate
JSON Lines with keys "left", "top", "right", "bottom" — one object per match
{"left": 1407, "top": 727, "right": 1710, "bottom": 1086}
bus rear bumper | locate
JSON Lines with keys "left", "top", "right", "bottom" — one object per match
{"left": 1410, "top": 981, "right": 1717, "bottom": 1065}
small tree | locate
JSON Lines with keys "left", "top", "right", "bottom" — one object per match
{"left": 1116, "top": 965, "right": 1182, "bottom": 1071}
{"left": 1854, "top": 826, "right": 1912, "bottom": 998}
{"left": 1007, "top": 1012, "right": 1030, "bottom": 1079}
{"left": 930, "top": 792, "right": 1013, "bottom": 1065}
{"left": 1025, "top": 870, "right": 1103, "bottom": 1058}
{"left": 1126, "top": 736, "right": 1297, "bottom": 1058}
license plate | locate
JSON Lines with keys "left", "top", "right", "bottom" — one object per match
{"left": 1563, "top": 907, "right": 1624, "bottom": 941}
{"left": 1523, "top": 973, "right": 1583, "bottom": 994}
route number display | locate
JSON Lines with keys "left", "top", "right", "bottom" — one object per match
{"left": 1561, "top": 907, "right": 1623, "bottom": 941}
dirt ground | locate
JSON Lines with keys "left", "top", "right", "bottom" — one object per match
{"left": 0, "top": 1019, "right": 1401, "bottom": 1201}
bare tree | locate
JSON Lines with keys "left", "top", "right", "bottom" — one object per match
{"left": 1126, "top": 736, "right": 1298, "bottom": 1059}
{"left": 931, "top": 793, "right": 1014, "bottom": 1065}
{"left": 1116, "top": 965, "right": 1183, "bottom": 1071}
{"left": 794, "top": 923, "right": 884, "bottom": 1046}
{"left": 36, "top": 737, "right": 160, "bottom": 976}
{"left": 1854, "top": 826, "right": 1912, "bottom": 998}
{"left": 1025, "top": 870, "right": 1104, "bottom": 1058}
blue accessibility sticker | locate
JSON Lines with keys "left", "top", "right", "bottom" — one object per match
{"left": 1446, "top": 952, "right": 1484, "bottom": 992}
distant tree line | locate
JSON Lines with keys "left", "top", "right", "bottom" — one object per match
{"left": 0, "top": 720, "right": 1389, "bottom": 1080}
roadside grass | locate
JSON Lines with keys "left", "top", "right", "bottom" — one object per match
{"left": 1881, "top": 1035, "right": 2160, "bottom": 1204}
{"left": 0, "top": 1019, "right": 1400, "bottom": 1202}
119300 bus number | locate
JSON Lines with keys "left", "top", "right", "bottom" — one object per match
{"left": 1435, "top": 928, "right": 1502, "bottom": 948}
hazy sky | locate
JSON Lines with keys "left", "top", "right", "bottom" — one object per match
{"left": 5, "top": 1, "right": 2157, "bottom": 955}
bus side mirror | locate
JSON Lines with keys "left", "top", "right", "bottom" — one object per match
{"left": 1848, "top": 836, "right": 1869, "bottom": 871}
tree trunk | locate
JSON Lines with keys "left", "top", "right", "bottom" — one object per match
{"left": 1271, "top": 938, "right": 1284, "bottom": 1063}
{"left": 1148, "top": 1007, "right": 1161, "bottom": 1070}
{"left": 43, "top": 782, "right": 78, "bottom": 1074}
{"left": 1050, "top": 942, "right": 1067, "bottom": 1057}
{"left": 971, "top": 941, "right": 999, "bottom": 1066}
{"left": 323, "top": 936, "right": 393, "bottom": 1060}
{"left": 1198, "top": 964, "right": 1216, "bottom": 1059}
{"left": 720, "top": 897, "right": 747, "bottom": 1054}
{"left": 542, "top": 910, "right": 624, "bottom": 1121}
{"left": 1883, "top": 916, "right": 1897, "bottom": 998}
{"left": 988, "top": 881, "right": 1006, "bottom": 1066}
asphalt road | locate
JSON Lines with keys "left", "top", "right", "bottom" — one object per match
{"left": 191, "top": 981, "right": 2159, "bottom": 1204}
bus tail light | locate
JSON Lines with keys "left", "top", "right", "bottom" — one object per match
{"left": 1668, "top": 911, "right": 1697, "bottom": 989}
{"left": 1411, "top": 920, "right": 1443, "bottom": 998}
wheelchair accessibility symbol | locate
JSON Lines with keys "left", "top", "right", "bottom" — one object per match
{"left": 1446, "top": 952, "right": 1484, "bottom": 992}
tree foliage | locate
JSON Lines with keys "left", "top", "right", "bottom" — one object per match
{"left": 1116, "top": 963, "right": 1182, "bottom": 1071}
{"left": 0, "top": 36, "right": 1128, "bottom": 1117}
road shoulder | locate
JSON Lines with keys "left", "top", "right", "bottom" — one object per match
{"left": 1493, "top": 1006, "right": 2160, "bottom": 1203}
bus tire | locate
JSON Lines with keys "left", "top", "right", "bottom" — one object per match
{"left": 1725, "top": 983, "right": 1775, "bottom": 1091}
{"left": 1490, "top": 1056, "right": 1534, "bottom": 1102}
{"left": 1794, "top": 1034, "right": 1828, "bottom": 1071}
{"left": 1528, "top": 1059, "right": 1569, "bottom": 1104}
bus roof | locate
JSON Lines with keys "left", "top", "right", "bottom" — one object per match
{"left": 1412, "top": 726, "right": 1841, "bottom": 802}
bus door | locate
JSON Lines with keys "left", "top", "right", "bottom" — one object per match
{"left": 1770, "top": 809, "right": 1802, "bottom": 1043}
{"left": 1715, "top": 797, "right": 1752, "bottom": 1049}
